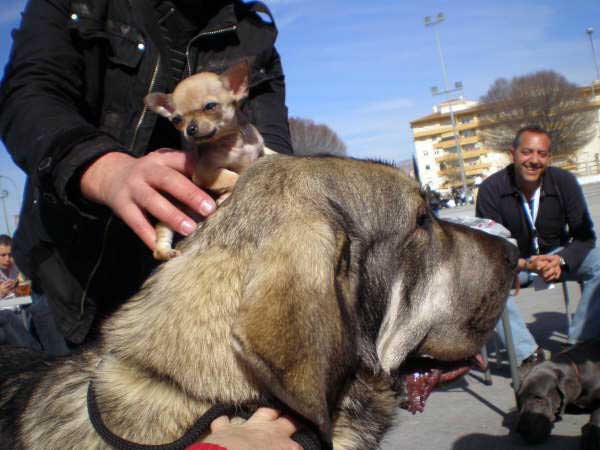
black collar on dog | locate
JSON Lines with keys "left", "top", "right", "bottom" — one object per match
{"left": 87, "top": 381, "right": 328, "bottom": 450}
{"left": 87, "top": 381, "right": 238, "bottom": 450}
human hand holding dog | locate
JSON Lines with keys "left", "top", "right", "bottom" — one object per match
{"left": 195, "top": 407, "right": 302, "bottom": 450}
{"left": 80, "top": 149, "right": 217, "bottom": 251}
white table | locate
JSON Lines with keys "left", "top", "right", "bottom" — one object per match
{"left": 0, "top": 295, "right": 32, "bottom": 308}
{"left": 0, "top": 296, "right": 33, "bottom": 327}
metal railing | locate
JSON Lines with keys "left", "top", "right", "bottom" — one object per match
{"left": 559, "top": 158, "right": 600, "bottom": 177}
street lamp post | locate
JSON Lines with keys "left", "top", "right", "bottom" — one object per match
{"left": 0, "top": 175, "right": 22, "bottom": 235}
{"left": 586, "top": 27, "right": 600, "bottom": 81}
{"left": 425, "top": 12, "right": 468, "bottom": 196}
{"left": 586, "top": 27, "right": 600, "bottom": 144}
{"left": 0, "top": 190, "right": 9, "bottom": 235}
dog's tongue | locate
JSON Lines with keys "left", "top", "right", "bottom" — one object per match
{"left": 398, "top": 357, "right": 479, "bottom": 414}
{"left": 399, "top": 369, "right": 442, "bottom": 414}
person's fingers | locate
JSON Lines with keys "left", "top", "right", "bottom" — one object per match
{"left": 209, "top": 416, "right": 231, "bottom": 432}
{"left": 154, "top": 147, "right": 200, "bottom": 180}
{"left": 247, "top": 407, "right": 281, "bottom": 423}
{"left": 117, "top": 204, "right": 158, "bottom": 250}
{"left": 147, "top": 165, "right": 215, "bottom": 217}
{"left": 272, "top": 415, "right": 299, "bottom": 436}
{"left": 245, "top": 408, "right": 299, "bottom": 436}
{"left": 137, "top": 191, "right": 197, "bottom": 239}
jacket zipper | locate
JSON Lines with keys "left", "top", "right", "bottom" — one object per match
{"left": 185, "top": 25, "right": 237, "bottom": 77}
{"left": 130, "top": 55, "right": 162, "bottom": 153}
{"left": 79, "top": 55, "right": 161, "bottom": 320}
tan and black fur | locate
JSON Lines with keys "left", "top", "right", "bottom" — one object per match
{"left": 0, "top": 155, "right": 518, "bottom": 449}
{"left": 144, "top": 60, "right": 265, "bottom": 260}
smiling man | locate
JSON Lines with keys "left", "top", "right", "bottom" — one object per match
{"left": 476, "top": 125, "right": 600, "bottom": 371}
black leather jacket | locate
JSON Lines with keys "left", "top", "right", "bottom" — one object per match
{"left": 476, "top": 165, "right": 596, "bottom": 271}
{"left": 0, "top": 0, "right": 292, "bottom": 343}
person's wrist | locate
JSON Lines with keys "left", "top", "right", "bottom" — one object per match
{"left": 559, "top": 256, "right": 568, "bottom": 271}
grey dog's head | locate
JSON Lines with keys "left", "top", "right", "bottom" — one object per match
{"left": 516, "top": 363, "right": 566, "bottom": 443}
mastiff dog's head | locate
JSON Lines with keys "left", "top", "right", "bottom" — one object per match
{"left": 110, "top": 155, "right": 518, "bottom": 444}
{"left": 222, "top": 156, "right": 518, "bottom": 435}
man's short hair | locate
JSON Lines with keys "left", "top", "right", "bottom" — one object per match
{"left": 0, "top": 234, "right": 12, "bottom": 247}
{"left": 512, "top": 125, "right": 552, "bottom": 150}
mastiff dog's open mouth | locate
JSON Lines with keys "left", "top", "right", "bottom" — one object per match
{"left": 394, "top": 355, "right": 485, "bottom": 413}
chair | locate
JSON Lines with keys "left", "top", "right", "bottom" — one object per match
{"left": 481, "top": 280, "right": 575, "bottom": 400}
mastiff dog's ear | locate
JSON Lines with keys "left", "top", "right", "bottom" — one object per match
{"left": 231, "top": 220, "right": 357, "bottom": 441}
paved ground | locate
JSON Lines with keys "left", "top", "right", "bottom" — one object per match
{"left": 380, "top": 182, "right": 600, "bottom": 450}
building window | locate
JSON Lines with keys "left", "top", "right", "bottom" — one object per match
{"left": 425, "top": 165, "right": 431, "bottom": 170}
{"left": 459, "top": 116, "right": 473, "bottom": 124}
{"left": 461, "top": 129, "right": 476, "bottom": 137}
{"left": 423, "top": 151, "right": 428, "bottom": 156}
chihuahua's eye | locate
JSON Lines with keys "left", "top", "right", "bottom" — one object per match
{"left": 203, "top": 102, "right": 218, "bottom": 111}
{"left": 171, "top": 116, "right": 183, "bottom": 126}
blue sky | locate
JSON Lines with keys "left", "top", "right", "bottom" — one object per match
{"left": 1, "top": 0, "right": 600, "bottom": 234}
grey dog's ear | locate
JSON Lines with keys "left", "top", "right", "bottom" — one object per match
{"left": 144, "top": 92, "right": 176, "bottom": 119}
{"left": 231, "top": 223, "right": 356, "bottom": 443}
{"left": 554, "top": 367, "right": 579, "bottom": 415}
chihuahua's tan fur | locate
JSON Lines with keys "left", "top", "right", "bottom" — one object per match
{"left": 145, "top": 60, "right": 265, "bottom": 260}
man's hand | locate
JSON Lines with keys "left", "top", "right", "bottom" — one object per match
{"left": 528, "top": 254, "right": 562, "bottom": 283}
{"left": 200, "top": 407, "right": 301, "bottom": 450}
{"left": 80, "top": 149, "right": 217, "bottom": 251}
{"left": 0, "top": 279, "right": 16, "bottom": 298}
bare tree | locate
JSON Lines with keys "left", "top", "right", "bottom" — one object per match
{"left": 289, "top": 117, "right": 347, "bottom": 156}
{"left": 479, "top": 71, "right": 596, "bottom": 158}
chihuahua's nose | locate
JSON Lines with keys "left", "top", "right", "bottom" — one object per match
{"left": 186, "top": 123, "right": 198, "bottom": 137}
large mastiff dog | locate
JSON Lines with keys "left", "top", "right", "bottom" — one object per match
{"left": 0, "top": 156, "right": 517, "bottom": 449}
{"left": 516, "top": 340, "right": 600, "bottom": 449}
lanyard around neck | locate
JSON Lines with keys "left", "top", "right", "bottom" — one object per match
{"left": 520, "top": 187, "right": 541, "bottom": 254}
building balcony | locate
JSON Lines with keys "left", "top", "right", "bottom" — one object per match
{"left": 435, "top": 147, "right": 488, "bottom": 163}
{"left": 411, "top": 118, "right": 481, "bottom": 140}
{"left": 433, "top": 134, "right": 479, "bottom": 150}
{"left": 438, "top": 162, "right": 491, "bottom": 177}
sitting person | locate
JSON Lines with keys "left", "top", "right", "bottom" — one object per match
{"left": 476, "top": 125, "right": 600, "bottom": 372}
{"left": 0, "top": 234, "right": 17, "bottom": 299}
{"left": 0, "top": 234, "right": 42, "bottom": 350}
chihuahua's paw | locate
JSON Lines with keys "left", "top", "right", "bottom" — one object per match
{"left": 153, "top": 247, "right": 181, "bottom": 261}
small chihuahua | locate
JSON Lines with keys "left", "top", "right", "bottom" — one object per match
{"left": 144, "top": 60, "right": 265, "bottom": 260}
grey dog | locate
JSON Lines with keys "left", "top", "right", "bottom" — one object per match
{"left": 0, "top": 155, "right": 518, "bottom": 449}
{"left": 516, "top": 339, "right": 600, "bottom": 449}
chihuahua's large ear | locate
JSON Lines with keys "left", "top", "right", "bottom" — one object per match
{"left": 231, "top": 222, "right": 357, "bottom": 444}
{"left": 220, "top": 60, "right": 249, "bottom": 101}
{"left": 144, "top": 92, "right": 176, "bottom": 119}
